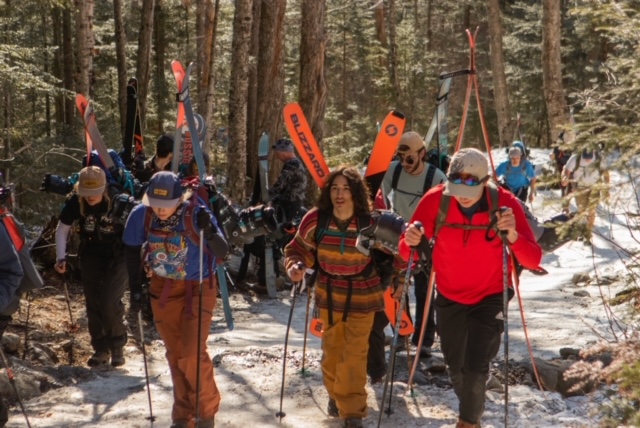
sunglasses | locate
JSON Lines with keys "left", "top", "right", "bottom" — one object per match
{"left": 398, "top": 153, "right": 419, "bottom": 165}
{"left": 447, "top": 172, "right": 487, "bottom": 186}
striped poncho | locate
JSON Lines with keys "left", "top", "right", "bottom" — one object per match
{"left": 284, "top": 207, "right": 390, "bottom": 314}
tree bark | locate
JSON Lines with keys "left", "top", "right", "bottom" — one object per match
{"left": 486, "top": 0, "right": 512, "bottom": 148}
{"left": 113, "top": 0, "right": 128, "bottom": 138}
{"left": 226, "top": 0, "right": 253, "bottom": 201}
{"left": 204, "top": 0, "right": 220, "bottom": 158}
{"left": 62, "top": 5, "right": 75, "bottom": 127}
{"left": 74, "top": 0, "right": 94, "bottom": 97}
{"left": 256, "top": 0, "right": 286, "bottom": 185}
{"left": 373, "top": 0, "right": 386, "bottom": 47}
{"left": 198, "top": 0, "right": 218, "bottom": 151}
{"left": 542, "top": 0, "right": 568, "bottom": 144}
{"left": 136, "top": 0, "right": 156, "bottom": 131}
{"left": 246, "top": 0, "right": 262, "bottom": 167}
{"left": 385, "top": 0, "right": 400, "bottom": 106}
{"left": 51, "top": 6, "right": 64, "bottom": 126}
{"left": 299, "top": 0, "right": 327, "bottom": 201}
{"left": 153, "top": 0, "right": 168, "bottom": 136}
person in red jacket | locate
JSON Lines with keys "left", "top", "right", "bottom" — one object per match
{"left": 399, "top": 148, "right": 542, "bottom": 428}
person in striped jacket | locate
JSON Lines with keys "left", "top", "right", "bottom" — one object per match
{"left": 285, "top": 166, "right": 402, "bottom": 428}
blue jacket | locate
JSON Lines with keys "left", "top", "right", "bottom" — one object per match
{"left": 496, "top": 159, "right": 535, "bottom": 192}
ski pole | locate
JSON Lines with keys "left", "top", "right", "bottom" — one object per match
{"left": 0, "top": 346, "right": 32, "bottom": 428}
{"left": 22, "top": 291, "right": 31, "bottom": 360}
{"left": 276, "top": 262, "right": 304, "bottom": 422}
{"left": 300, "top": 277, "right": 311, "bottom": 377}
{"left": 60, "top": 271, "right": 76, "bottom": 364}
{"left": 500, "top": 214, "right": 510, "bottom": 428}
{"left": 378, "top": 222, "right": 420, "bottom": 428}
{"left": 138, "top": 310, "right": 156, "bottom": 424}
{"left": 195, "top": 228, "right": 204, "bottom": 425}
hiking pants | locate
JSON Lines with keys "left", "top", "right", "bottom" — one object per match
{"left": 574, "top": 188, "right": 597, "bottom": 237}
{"left": 412, "top": 270, "right": 437, "bottom": 348}
{"left": 79, "top": 253, "right": 127, "bottom": 352}
{"left": 367, "top": 310, "right": 388, "bottom": 380}
{"left": 319, "top": 308, "right": 374, "bottom": 420}
{"left": 435, "top": 292, "right": 506, "bottom": 425}
{"left": 150, "top": 275, "right": 220, "bottom": 424}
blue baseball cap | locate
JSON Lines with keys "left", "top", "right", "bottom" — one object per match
{"left": 272, "top": 138, "right": 294, "bottom": 153}
{"left": 142, "top": 171, "right": 183, "bottom": 208}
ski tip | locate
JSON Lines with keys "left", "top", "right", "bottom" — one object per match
{"left": 391, "top": 110, "right": 405, "bottom": 119}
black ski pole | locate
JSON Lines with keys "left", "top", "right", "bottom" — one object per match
{"left": 300, "top": 278, "right": 311, "bottom": 377}
{"left": 276, "top": 262, "right": 304, "bottom": 422}
{"left": 22, "top": 291, "right": 31, "bottom": 360}
{"left": 378, "top": 228, "right": 419, "bottom": 428}
{"left": 195, "top": 229, "right": 204, "bottom": 425}
{"left": 0, "top": 346, "right": 32, "bottom": 428}
{"left": 500, "top": 215, "right": 510, "bottom": 428}
{"left": 138, "top": 310, "right": 156, "bottom": 424}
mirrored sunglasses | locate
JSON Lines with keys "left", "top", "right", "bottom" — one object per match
{"left": 447, "top": 172, "right": 487, "bottom": 187}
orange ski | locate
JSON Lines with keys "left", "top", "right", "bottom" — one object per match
{"left": 383, "top": 287, "right": 414, "bottom": 336}
{"left": 283, "top": 103, "right": 330, "bottom": 188}
{"left": 365, "top": 110, "right": 406, "bottom": 197}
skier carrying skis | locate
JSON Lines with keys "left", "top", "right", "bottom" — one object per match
{"left": 123, "top": 171, "right": 227, "bottom": 428}
{"left": 561, "top": 148, "right": 610, "bottom": 244}
{"left": 134, "top": 134, "right": 174, "bottom": 183}
{"left": 399, "top": 148, "right": 542, "bottom": 428}
{"left": 285, "top": 166, "right": 402, "bottom": 428}
{"left": 496, "top": 143, "right": 537, "bottom": 203}
{"left": 376, "top": 131, "right": 447, "bottom": 373}
{"left": 54, "top": 166, "right": 129, "bottom": 367}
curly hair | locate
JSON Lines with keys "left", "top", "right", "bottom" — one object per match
{"left": 317, "top": 165, "right": 372, "bottom": 216}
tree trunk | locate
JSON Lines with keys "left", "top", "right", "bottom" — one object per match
{"left": 204, "top": 0, "right": 220, "bottom": 159}
{"left": 153, "top": 0, "right": 168, "bottom": 136}
{"left": 373, "top": 0, "right": 386, "bottom": 47}
{"left": 486, "top": 0, "right": 512, "bottom": 148}
{"left": 385, "top": 0, "right": 400, "bottom": 106}
{"left": 41, "top": 11, "right": 51, "bottom": 137}
{"left": 196, "top": 0, "right": 205, "bottom": 92}
{"left": 113, "top": 0, "right": 128, "bottom": 138}
{"left": 136, "top": 0, "right": 156, "bottom": 131}
{"left": 74, "top": 0, "right": 94, "bottom": 97}
{"left": 51, "top": 5, "right": 64, "bottom": 126}
{"left": 226, "top": 0, "right": 253, "bottom": 201}
{"left": 246, "top": 0, "right": 262, "bottom": 169}
{"left": 299, "top": 0, "right": 327, "bottom": 201}
{"left": 542, "top": 0, "right": 568, "bottom": 144}
{"left": 256, "top": 0, "right": 286, "bottom": 185}
{"left": 62, "top": 5, "right": 75, "bottom": 127}
{"left": 198, "top": 0, "right": 218, "bottom": 151}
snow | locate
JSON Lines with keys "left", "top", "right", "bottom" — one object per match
{"left": 7, "top": 148, "right": 639, "bottom": 428}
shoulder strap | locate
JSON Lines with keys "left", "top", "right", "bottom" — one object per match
{"left": 391, "top": 162, "right": 403, "bottom": 190}
{"left": 435, "top": 193, "right": 451, "bottom": 238}
{"left": 143, "top": 206, "right": 154, "bottom": 238}
{"left": 182, "top": 197, "right": 201, "bottom": 248}
{"left": 424, "top": 164, "right": 436, "bottom": 194}
{"left": 486, "top": 181, "right": 500, "bottom": 216}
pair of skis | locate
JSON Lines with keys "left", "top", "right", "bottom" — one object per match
{"left": 171, "top": 60, "right": 234, "bottom": 332}
{"left": 256, "top": 132, "right": 278, "bottom": 298}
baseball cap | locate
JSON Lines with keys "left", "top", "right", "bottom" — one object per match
{"left": 444, "top": 148, "right": 489, "bottom": 199}
{"left": 509, "top": 147, "right": 522, "bottom": 158}
{"left": 76, "top": 166, "right": 106, "bottom": 197}
{"left": 397, "top": 131, "right": 425, "bottom": 153}
{"left": 272, "top": 138, "right": 294, "bottom": 153}
{"left": 142, "top": 171, "right": 183, "bottom": 208}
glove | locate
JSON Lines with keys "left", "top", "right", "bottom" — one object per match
{"left": 130, "top": 292, "right": 144, "bottom": 313}
{"left": 196, "top": 208, "right": 217, "bottom": 236}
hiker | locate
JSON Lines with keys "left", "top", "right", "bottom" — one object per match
{"left": 375, "top": 131, "right": 447, "bottom": 380}
{"left": 54, "top": 166, "right": 128, "bottom": 367}
{"left": 561, "top": 148, "right": 610, "bottom": 244}
{"left": 123, "top": 171, "right": 227, "bottom": 428}
{"left": 134, "top": 134, "right": 174, "bottom": 183}
{"left": 269, "top": 138, "right": 307, "bottom": 224}
{"left": 496, "top": 143, "right": 537, "bottom": 203}
{"left": 551, "top": 133, "right": 573, "bottom": 198}
{"left": 399, "top": 148, "right": 542, "bottom": 428}
{"left": 285, "top": 166, "right": 402, "bottom": 428}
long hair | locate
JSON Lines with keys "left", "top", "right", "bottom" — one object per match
{"left": 78, "top": 189, "right": 111, "bottom": 218}
{"left": 317, "top": 165, "right": 372, "bottom": 216}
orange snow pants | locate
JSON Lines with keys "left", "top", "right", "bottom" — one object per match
{"left": 319, "top": 308, "right": 374, "bottom": 420}
{"left": 150, "top": 275, "right": 220, "bottom": 425}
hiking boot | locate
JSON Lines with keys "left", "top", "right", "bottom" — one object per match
{"left": 370, "top": 375, "right": 384, "bottom": 386}
{"left": 196, "top": 418, "right": 215, "bottom": 428}
{"left": 344, "top": 418, "right": 363, "bottom": 428}
{"left": 327, "top": 398, "right": 339, "bottom": 417}
{"left": 456, "top": 417, "right": 481, "bottom": 428}
{"left": 87, "top": 350, "right": 110, "bottom": 367}
{"left": 418, "top": 346, "right": 433, "bottom": 358}
{"left": 111, "top": 347, "right": 125, "bottom": 367}
{"left": 170, "top": 422, "right": 188, "bottom": 428}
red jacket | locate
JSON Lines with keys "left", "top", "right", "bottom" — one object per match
{"left": 398, "top": 184, "right": 542, "bottom": 305}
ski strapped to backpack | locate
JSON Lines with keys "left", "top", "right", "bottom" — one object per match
{"left": 424, "top": 76, "right": 453, "bottom": 171}
{"left": 364, "top": 110, "right": 406, "bottom": 198}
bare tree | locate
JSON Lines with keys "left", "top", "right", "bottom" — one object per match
{"left": 246, "top": 0, "right": 263, "bottom": 168}
{"left": 486, "top": 0, "right": 512, "bottom": 147}
{"left": 74, "top": 0, "right": 94, "bottom": 97}
{"left": 153, "top": 0, "right": 169, "bottom": 136}
{"left": 113, "top": 0, "right": 128, "bottom": 136}
{"left": 385, "top": 0, "right": 400, "bottom": 106}
{"left": 542, "top": 0, "right": 569, "bottom": 144}
{"left": 198, "top": 0, "right": 219, "bottom": 152}
{"left": 226, "top": 0, "right": 253, "bottom": 201}
{"left": 136, "top": 0, "right": 156, "bottom": 129}
{"left": 62, "top": 5, "right": 75, "bottom": 127}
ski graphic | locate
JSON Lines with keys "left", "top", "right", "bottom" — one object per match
{"left": 75, "top": 94, "right": 115, "bottom": 170}
{"left": 283, "top": 103, "right": 330, "bottom": 188}
{"left": 364, "top": 110, "right": 406, "bottom": 198}
{"left": 123, "top": 78, "right": 144, "bottom": 166}
{"left": 171, "top": 60, "right": 233, "bottom": 329}
{"left": 257, "top": 132, "right": 277, "bottom": 298}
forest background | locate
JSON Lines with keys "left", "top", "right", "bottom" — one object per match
{"left": 0, "top": 0, "right": 638, "bottom": 221}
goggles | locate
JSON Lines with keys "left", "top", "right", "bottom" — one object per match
{"left": 447, "top": 172, "right": 488, "bottom": 187}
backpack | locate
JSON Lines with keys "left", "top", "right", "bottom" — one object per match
{"left": 82, "top": 149, "right": 136, "bottom": 195}
{"left": 510, "top": 141, "right": 529, "bottom": 159}
{"left": 390, "top": 162, "right": 438, "bottom": 196}
{"left": 0, "top": 208, "right": 45, "bottom": 316}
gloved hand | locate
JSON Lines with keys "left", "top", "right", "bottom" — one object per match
{"left": 130, "top": 291, "right": 144, "bottom": 313}
{"left": 196, "top": 208, "right": 217, "bottom": 236}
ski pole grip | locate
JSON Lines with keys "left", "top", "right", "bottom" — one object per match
{"left": 499, "top": 207, "right": 509, "bottom": 237}
{"left": 413, "top": 221, "right": 423, "bottom": 230}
